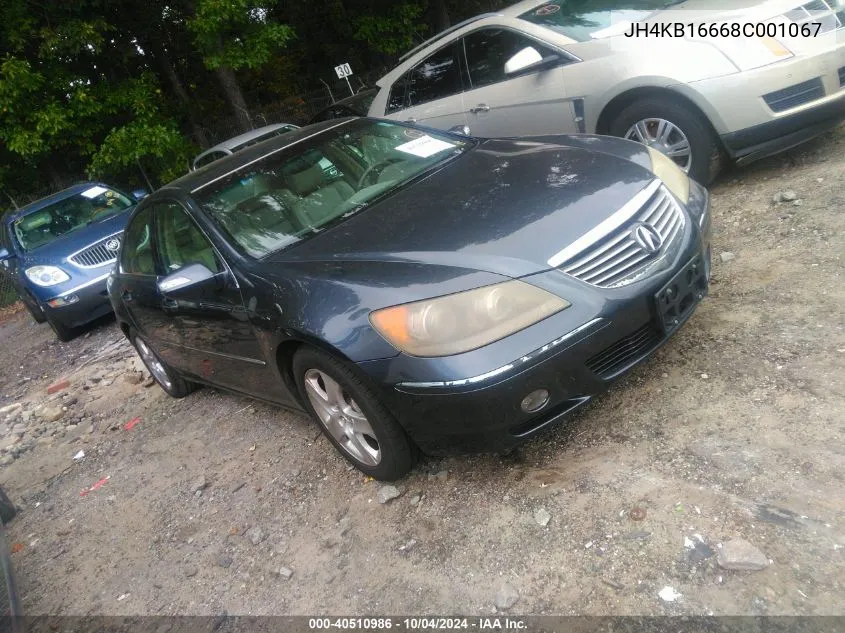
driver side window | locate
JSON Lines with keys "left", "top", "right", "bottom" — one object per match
{"left": 154, "top": 202, "right": 222, "bottom": 274}
{"left": 462, "top": 28, "right": 562, "bottom": 89}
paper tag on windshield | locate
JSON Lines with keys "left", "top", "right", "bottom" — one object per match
{"left": 395, "top": 135, "right": 455, "bottom": 158}
{"left": 80, "top": 185, "right": 108, "bottom": 199}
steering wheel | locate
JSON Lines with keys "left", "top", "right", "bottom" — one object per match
{"left": 356, "top": 157, "right": 404, "bottom": 189}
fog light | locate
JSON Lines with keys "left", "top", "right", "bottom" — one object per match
{"left": 47, "top": 294, "right": 79, "bottom": 308}
{"left": 520, "top": 389, "right": 550, "bottom": 413}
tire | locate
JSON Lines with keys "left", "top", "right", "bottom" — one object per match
{"left": 293, "top": 347, "right": 417, "bottom": 481}
{"left": 0, "top": 488, "right": 16, "bottom": 525}
{"left": 608, "top": 98, "right": 723, "bottom": 185}
{"left": 45, "top": 312, "right": 75, "bottom": 342}
{"left": 22, "top": 296, "right": 46, "bottom": 324}
{"left": 129, "top": 329, "right": 196, "bottom": 398}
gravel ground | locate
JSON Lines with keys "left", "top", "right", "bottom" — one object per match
{"left": 0, "top": 127, "right": 843, "bottom": 616}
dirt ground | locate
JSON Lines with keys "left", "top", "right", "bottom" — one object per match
{"left": 1, "top": 127, "right": 844, "bottom": 617}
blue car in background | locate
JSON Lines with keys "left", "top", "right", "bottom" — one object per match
{"left": 0, "top": 183, "right": 142, "bottom": 340}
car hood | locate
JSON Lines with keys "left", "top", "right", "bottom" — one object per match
{"left": 17, "top": 208, "right": 132, "bottom": 268}
{"left": 269, "top": 138, "right": 656, "bottom": 278}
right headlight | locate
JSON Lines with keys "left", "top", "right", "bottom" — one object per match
{"left": 647, "top": 146, "right": 690, "bottom": 204}
{"left": 25, "top": 265, "right": 70, "bottom": 287}
{"left": 370, "top": 281, "right": 570, "bottom": 357}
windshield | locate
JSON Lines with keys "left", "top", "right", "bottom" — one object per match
{"left": 195, "top": 120, "right": 468, "bottom": 258}
{"left": 13, "top": 186, "right": 134, "bottom": 252}
{"left": 518, "top": 1, "right": 676, "bottom": 42}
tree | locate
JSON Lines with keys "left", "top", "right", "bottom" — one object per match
{"left": 189, "top": 0, "right": 294, "bottom": 132}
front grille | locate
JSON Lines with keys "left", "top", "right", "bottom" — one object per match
{"left": 561, "top": 184, "right": 685, "bottom": 288}
{"left": 783, "top": 0, "right": 845, "bottom": 32}
{"left": 839, "top": 66, "right": 845, "bottom": 87}
{"left": 68, "top": 233, "right": 122, "bottom": 268}
{"left": 585, "top": 324, "right": 662, "bottom": 379}
{"left": 763, "top": 78, "right": 825, "bottom": 113}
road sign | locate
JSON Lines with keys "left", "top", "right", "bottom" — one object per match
{"left": 334, "top": 63, "right": 353, "bottom": 79}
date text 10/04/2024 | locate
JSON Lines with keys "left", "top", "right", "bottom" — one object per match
{"left": 308, "top": 617, "right": 527, "bottom": 630}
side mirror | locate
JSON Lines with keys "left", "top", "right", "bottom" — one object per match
{"left": 448, "top": 125, "right": 472, "bottom": 136}
{"left": 157, "top": 263, "right": 217, "bottom": 294}
{"left": 504, "top": 46, "right": 558, "bottom": 75}
{"left": 132, "top": 188, "right": 149, "bottom": 201}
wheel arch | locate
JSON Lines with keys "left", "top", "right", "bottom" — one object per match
{"left": 274, "top": 334, "right": 362, "bottom": 409}
{"left": 595, "top": 85, "right": 725, "bottom": 144}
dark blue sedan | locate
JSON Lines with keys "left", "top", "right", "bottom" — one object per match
{"left": 0, "top": 183, "right": 140, "bottom": 340}
{"left": 108, "top": 119, "right": 711, "bottom": 480}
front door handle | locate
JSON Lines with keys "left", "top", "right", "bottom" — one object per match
{"left": 469, "top": 104, "right": 490, "bottom": 114}
{"left": 162, "top": 297, "right": 178, "bottom": 309}
{"left": 121, "top": 289, "right": 134, "bottom": 303}
{"left": 405, "top": 117, "right": 417, "bottom": 123}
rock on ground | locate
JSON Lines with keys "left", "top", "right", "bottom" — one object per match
{"left": 37, "top": 406, "right": 64, "bottom": 423}
{"left": 720, "top": 251, "right": 736, "bottom": 263}
{"left": 245, "top": 526, "right": 266, "bottom": 545}
{"left": 494, "top": 583, "right": 519, "bottom": 610}
{"left": 717, "top": 538, "right": 769, "bottom": 571}
{"left": 378, "top": 485, "right": 401, "bottom": 504}
{"left": 534, "top": 508, "right": 551, "bottom": 527}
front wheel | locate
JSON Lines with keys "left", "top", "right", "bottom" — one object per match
{"left": 22, "top": 295, "right": 46, "bottom": 324}
{"left": 293, "top": 347, "right": 417, "bottom": 481}
{"left": 609, "top": 98, "right": 722, "bottom": 185}
{"left": 45, "top": 312, "right": 75, "bottom": 342}
{"left": 130, "top": 330, "right": 196, "bottom": 398}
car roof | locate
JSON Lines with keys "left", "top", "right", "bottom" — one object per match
{"left": 3, "top": 182, "right": 114, "bottom": 224}
{"left": 202, "top": 123, "right": 299, "bottom": 155}
{"left": 160, "top": 118, "right": 356, "bottom": 196}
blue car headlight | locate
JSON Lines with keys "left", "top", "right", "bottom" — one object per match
{"left": 25, "top": 265, "right": 70, "bottom": 287}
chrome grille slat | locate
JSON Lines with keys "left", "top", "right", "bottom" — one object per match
{"left": 588, "top": 252, "right": 652, "bottom": 286}
{"left": 563, "top": 231, "right": 630, "bottom": 272}
{"left": 567, "top": 241, "right": 642, "bottom": 278}
{"left": 68, "top": 232, "right": 122, "bottom": 269}
{"left": 559, "top": 183, "right": 686, "bottom": 288}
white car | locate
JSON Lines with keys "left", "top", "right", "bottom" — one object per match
{"left": 369, "top": 0, "right": 845, "bottom": 182}
{"left": 191, "top": 123, "right": 299, "bottom": 171}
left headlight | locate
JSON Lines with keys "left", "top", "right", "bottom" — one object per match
{"left": 25, "top": 265, "right": 70, "bottom": 287}
{"left": 648, "top": 146, "right": 690, "bottom": 204}
{"left": 370, "top": 280, "right": 570, "bottom": 357}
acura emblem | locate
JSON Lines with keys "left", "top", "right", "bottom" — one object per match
{"left": 631, "top": 223, "right": 662, "bottom": 255}
{"left": 104, "top": 238, "right": 121, "bottom": 252}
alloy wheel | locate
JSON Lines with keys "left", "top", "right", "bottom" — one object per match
{"left": 303, "top": 369, "right": 381, "bottom": 466}
{"left": 135, "top": 338, "right": 173, "bottom": 391}
{"left": 624, "top": 118, "right": 693, "bottom": 172}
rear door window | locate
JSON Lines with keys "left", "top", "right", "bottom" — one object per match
{"left": 406, "top": 42, "right": 463, "bottom": 108}
{"left": 120, "top": 207, "right": 156, "bottom": 276}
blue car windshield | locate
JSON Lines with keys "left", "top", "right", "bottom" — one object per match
{"left": 13, "top": 186, "right": 133, "bottom": 252}
{"left": 196, "top": 120, "right": 469, "bottom": 258}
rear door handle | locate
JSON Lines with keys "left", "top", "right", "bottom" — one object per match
{"left": 162, "top": 297, "right": 178, "bottom": 309}
{"left": 121, "top": 290, "right": 134, "bottom": 303}
{"left": 469, "top": 104, "right": 490, "bottom": 114}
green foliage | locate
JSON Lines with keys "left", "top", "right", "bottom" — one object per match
{"left": 189, "top": 0, "right": 295, "bottom": 70}
{"left": 353, "top": 3, "right": 427, "bottom": 55}
{"left": 88, "top": 119, "right": 193, "bottom": 184}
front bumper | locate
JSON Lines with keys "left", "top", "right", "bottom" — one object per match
{"left": 42, "top": 273, "right": 113, "bottom": 327}
{"left": 359, "top": 182, "right": 712, "bottom": 455}
{"left": 690, "top": 43, "right": 845, "bottom": 164}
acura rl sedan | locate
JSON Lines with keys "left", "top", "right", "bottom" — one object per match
{"left": 370, "top": 0, "right": 845, "bottom": 184}
{"left": 108, "top": 118, "right": 711, "bottom": 480}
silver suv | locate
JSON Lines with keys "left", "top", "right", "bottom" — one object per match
{"left": 369, "top": 0, "right": 845, "bottom": 183}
